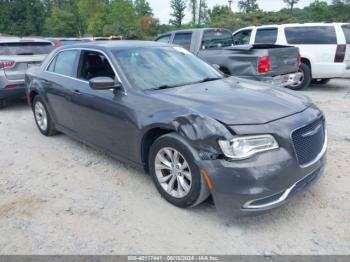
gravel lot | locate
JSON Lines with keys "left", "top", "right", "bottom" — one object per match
{"left": 0, "top": 79, "right": 349, "bottom": 255}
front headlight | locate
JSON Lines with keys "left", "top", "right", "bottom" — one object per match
{"left": 218, "top": 135, "right": 279, "bottom": 160}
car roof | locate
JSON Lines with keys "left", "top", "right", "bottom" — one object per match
{"left": 58, "top": 40, "right": 172, "bottom": 51}
{"left": 158, "top": 28, "right": 232, "bottom": 36}
{"left": 0, "top": 37, "right": 52, "bottom": 44}
{"left": 239, "top": 22, "right": 349, "bottom": 30}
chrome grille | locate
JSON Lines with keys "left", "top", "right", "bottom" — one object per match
{"left": 292, "top": 117, "right": 326, "bottom": 166}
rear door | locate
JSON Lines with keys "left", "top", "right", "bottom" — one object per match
{"left": 0, "top": 41, "right": 54, "bottom": 81}
{"left": 341, "top": 24, "right": 350, "bottom": 68}
{"left": 44, "top": 49, "right": 80, "bottom": 130}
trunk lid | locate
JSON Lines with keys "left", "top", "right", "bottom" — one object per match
{"left": 264, "top": 45, "right": 299, "bottom": 76}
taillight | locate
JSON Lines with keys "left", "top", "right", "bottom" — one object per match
{"left": 297, "top": 53, "right": 302, "bottom": 66}
{"left": 0, "top": 60, "right": 16, "bottom": 69}
{"left": 335, "top": 44, "right": 346, "bottom": 63}
{"left": 55, "top": 39, "right": 61, "bottom": 48}
{"left": 5, "top": 84, "right": 17, "bottom": 89}
{"left": 258, "top": 56, "right": 270, "bottom": 74}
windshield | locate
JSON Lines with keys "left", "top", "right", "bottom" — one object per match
{"left": 113, "top": 46, "right": 222, "bottom": 90}
{"left": 0, "top": 42, "right": 54, "bottom": 55}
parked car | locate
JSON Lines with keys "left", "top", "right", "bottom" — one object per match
{"left": 25, "top": 41, "right": 327, "bottom": 217}
{"left": 233, "top": 23, "right": 350, "bottom": 89}
{"left": 46, "top": 37, "right": 83, "bottom": 48}
{"left": 155, "top": 28, "right": 302, "bottom": 88}
{"left": 0, "top": 37, "right": 54, "bottom": 108}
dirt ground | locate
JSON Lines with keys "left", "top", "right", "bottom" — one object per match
{"left": 0, "top": 79, "right": 349, "bottom": 255}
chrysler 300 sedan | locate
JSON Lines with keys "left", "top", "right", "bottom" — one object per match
{"left": 25, "top": 41, "right": 327, "bottom": 217}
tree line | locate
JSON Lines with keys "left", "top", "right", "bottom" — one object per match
{"left": 0, "top": 0, "right": 349, "bottom": 39}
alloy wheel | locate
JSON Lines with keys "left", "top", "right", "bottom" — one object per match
{"left": 154, "top": 147, "right": 192, "bottom": 198}
{"left": 34, "top": 101, "right": 48, "bottom": 131}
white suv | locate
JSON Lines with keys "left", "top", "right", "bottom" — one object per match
{"left": 233, "top": 23, "right": 350, "bottom": 89}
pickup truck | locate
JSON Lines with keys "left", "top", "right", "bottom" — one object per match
{"left": 155, "top": 28, "right": 302, "bottom": 88}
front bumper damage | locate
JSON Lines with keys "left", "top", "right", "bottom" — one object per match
{"left": 197, "top": 105, "right": 327, "bottom": 218}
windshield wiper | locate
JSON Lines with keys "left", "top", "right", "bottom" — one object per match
{"left": 16, "top": 53, "right": 34, "bottom": 55}
{"left": 197, "top": 77, "right": 222, "bottom": 83}
{"left": 150, "top": 84, "right": 179, "bottom": 91}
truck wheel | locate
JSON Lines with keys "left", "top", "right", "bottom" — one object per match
{"left": 288, "top": 63, "right": 312, "bottom": 90}
{"left": 312, "top": 79, "right": 331, "bottom": 85}
{"left": 33, "top": 96, "right": 58, "bottom": 136}
{"left": 149, "top": 133, "right": 210, "bottom": 208}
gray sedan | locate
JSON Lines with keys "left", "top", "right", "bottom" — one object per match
{"left": 25, "top": 41, "right": 327, "bottom": 217}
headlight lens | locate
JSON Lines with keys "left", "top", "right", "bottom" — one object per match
{"left": 218, "top": 135, "right": 279, "bottom": 160}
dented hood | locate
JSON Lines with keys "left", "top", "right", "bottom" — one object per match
{"left": 150, "top": 77, "right": 311, "bottom": 125}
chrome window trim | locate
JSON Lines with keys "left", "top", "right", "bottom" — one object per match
{"left": 44, "top": 47, "right": 122, "bottom": 83}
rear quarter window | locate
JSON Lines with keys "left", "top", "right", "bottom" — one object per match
{"left": 255, "top": 28, "right": 278, "bottom": 44}
{"left": 0, "top": 42, "right": 54, "bottom": 55}
{"left": 342, "top": 25, "right": 350, "bottom": 44}
{"left": 285, "top": 26, "right": 337, "bottom": 44}
{"left": 173, "top": 33, "right": 192, "bottom": 50}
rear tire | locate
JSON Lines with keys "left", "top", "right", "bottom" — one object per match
{"left": 149, "top": 133, "right": 210, "bottom": 208}
{"left": 288, "top": 63, "right": 312, "bottom": 90}
{"left": 312, "top": 79, "right": 331, "bottom": 85}
{"left": 33, "top": 96, "right": 57, "bottom": 136}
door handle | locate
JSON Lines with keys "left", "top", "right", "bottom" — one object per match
{"left": 72, "top": 89, "right": 82, "bottom": 95}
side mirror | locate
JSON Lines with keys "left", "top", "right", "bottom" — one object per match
{"left": 89, "top": 77, "right": 122, "bottom": 91}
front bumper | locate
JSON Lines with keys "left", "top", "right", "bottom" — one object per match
{"left": 262, "top": 72, "right": 303, "bottom": 87}
{"left": 198, "top": 106, "right": 326, "bottom": 217}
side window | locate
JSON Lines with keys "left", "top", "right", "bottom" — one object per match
{"left": 202, "top": 29, "right": 233, "bottom": 49}
{"left": 47, "top": 56, "right": 57, "bottom": 72}
{"left": 173, "top": 33, "right": 192, "bottom": 50}
{"left": 77, "top": 50, "right": 115, "bottom": 81}
{"left": 47, "top": 50, "right": 79, "bottom": 77}
{"left": 233, "top": 30, "right": 252, "bottom": 45}
{"left": 342, "top": 25, "right": 350, "bottom": 44}
{"left": 285, "top": 26, "right": 337, "bottom": 44}
{"left": 255, "top": 28, "right": 278, "bottom": 44}
{"left": 156, "top": 35, "right": 171, "bottom": 43}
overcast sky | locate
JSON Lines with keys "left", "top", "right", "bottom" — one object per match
{"left": 148, "top": 0, "right": 332, "bottom": 24}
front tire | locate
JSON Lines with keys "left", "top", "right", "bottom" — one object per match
{"left": 33, "top": 96, "right": 57, "bottom": 136}
{"left": 149, "top": 133, "right": 210, "bottom": 208}
{"left": 288, "top": 63, "right": 312, "bottom": 90}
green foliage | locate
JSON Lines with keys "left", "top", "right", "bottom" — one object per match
{"left": 0, "top": 0, "right": 46, "bottom": 36}
{"left": 43, "top": 6, "right": 80, "bottom": 36}
{"left": 169, "top": 0, "right": 186, "bottom": 27}
{"left": 238, "top": 0, "right": 260, "bottom": 13}
{"left": 135, "top": 0, "right": 153, "bottom": 18}
{"left": 1, "top": 0, "right": 350, "bottom": 39}
{"left": 283, "top": 0, "right": 300, "bottom": 12}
